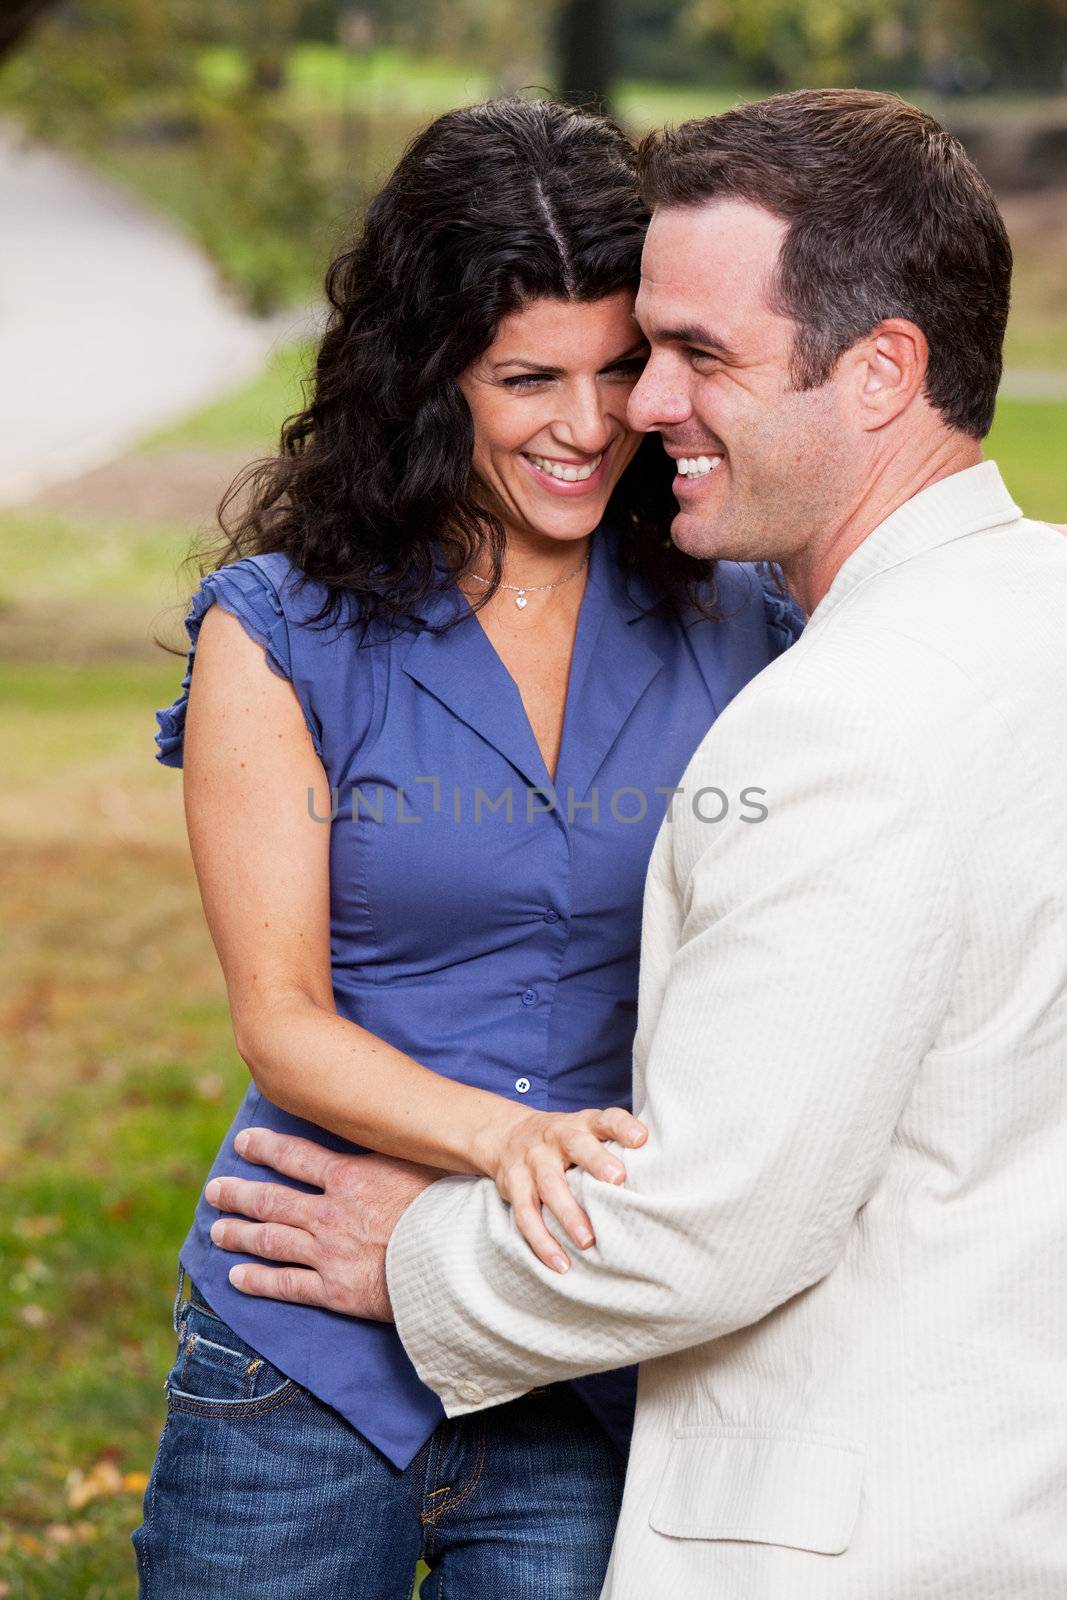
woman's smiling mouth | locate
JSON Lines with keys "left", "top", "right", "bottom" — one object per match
{"left": 520, "top": 446, "right": 611, "bottom": 494}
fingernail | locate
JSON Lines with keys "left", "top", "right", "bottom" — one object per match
{"left": 205, "top": 1180, "right": 221, "bottom": 1205}
{"left": 576, "top": 1230, "right": 593, "bottom": 1248}
{"left": 229, "top": 1265, "right": 246, "bottom": 1287}
{"left": 234, "top": 1131, "right": 249, "bottom": 1155}
{"left": 210, "top": 1221, "right": 223, "bottom": 1244}
{"left": 609, "top": 1168, "right": 625, "bottom": 1184}
{"left": 551, "top": 1255, "right": 570, "bottom": 1273}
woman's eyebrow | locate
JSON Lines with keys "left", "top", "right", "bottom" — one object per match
{"left": 491, "top": 358, "right": 563, "bottom": 373}
{"left": 491, "top": 339, "right": 649, "bottom": 375}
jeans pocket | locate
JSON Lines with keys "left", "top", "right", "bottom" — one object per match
{"left": 167, "top": 1304, "right": 300, "bottom": 1418}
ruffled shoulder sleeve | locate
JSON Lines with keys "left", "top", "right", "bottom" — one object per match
{"left": 758, "top": 564, "right": 806, "bottom": 657}
{"left": 154, "top": 556, "right": 301, "bottom": 768}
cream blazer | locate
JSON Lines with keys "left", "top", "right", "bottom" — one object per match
{"left": 387, "top": 462, "right": 1067, "bottom": 1599}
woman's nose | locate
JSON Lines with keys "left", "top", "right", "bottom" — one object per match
{"left": 556, "top": 383, "right": 616, "bottom": 455}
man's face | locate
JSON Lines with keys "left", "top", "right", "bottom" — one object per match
{"left": 629, "top": 200, "right": 856, "bottom": 564}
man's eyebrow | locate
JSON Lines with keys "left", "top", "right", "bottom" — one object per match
{"left": 654, "top": 323, "right": 739, "bottom": 359}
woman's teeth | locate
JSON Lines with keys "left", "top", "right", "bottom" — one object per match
{"left": 526, "top": 452, "right": 602, "bottom": 482}
{"left": 677, "top": 455, "right": 723, "bottom": 477}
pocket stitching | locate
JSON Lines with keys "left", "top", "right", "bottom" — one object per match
{"left": 184, "top": 1330, "right": 261, "bottom": 1367}
{"left": 649, "top": 1426, "right": 865, "bottom": 1555}
{"left": 166, "top": 1379, "right": 301, "bottom": 1419}
{"left": 168, "top": 1320, "right": 298, "bottom": 1415}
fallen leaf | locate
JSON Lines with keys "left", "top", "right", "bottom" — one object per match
{"left": 14, "top": 1533, "right": 46, "bottom": 1557}
{"left": 66, "top": 1458, "right": 124, "bottom": 1509}
{"left": 44, "top": 1522, "right": 96, "bottom": 1546}
{"left": 123, "top": 1470, "right": 150, "bottom": 1493}
{"left": 13, "top": 1215, "right": 63, "bottom": 1240}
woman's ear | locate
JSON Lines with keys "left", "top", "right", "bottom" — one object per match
{"left": 852, "top": 319, "right": 929, "bottom": 432}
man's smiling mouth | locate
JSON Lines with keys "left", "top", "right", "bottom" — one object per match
{"left": 676, "top": 454, "right": 724, "bottom": 478}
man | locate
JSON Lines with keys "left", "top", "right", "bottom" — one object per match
{"left": 208, "top": 91, "right": 1067, "bottom": 1596}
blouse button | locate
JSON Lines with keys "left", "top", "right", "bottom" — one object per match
{"left": 521, "top": 990, "right": 537, "bottom": 1007}
{"left": 543, "top": 908, "right": 560, "bottom": 923}
{"left": 515, "top": 1077, "right": 531, "bottom": 1094}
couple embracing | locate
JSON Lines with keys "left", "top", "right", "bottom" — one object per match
{"left": 138, "top": 87, "right": 1067, "bottom": 1599}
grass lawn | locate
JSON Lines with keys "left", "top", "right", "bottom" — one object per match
{"left": 0, "top": 355, "right": 1062, "bottom": 1594}
{"left": 987, "top": 399, "right": 1067, "bottom": 518}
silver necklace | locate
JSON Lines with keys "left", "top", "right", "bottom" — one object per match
{"left": 465, "top": 552, "right": 589, "bottom": 610}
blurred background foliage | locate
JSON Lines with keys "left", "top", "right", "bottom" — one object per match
{"left": 3, "top": 0, "right": 1067, "bottom": 311}
{"left": 0, "top": 3, "right": 1064, "bottom": 1596}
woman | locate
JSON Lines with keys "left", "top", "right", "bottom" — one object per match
{"left": 136, "top": 98, "right": 801, "bottom": 1599}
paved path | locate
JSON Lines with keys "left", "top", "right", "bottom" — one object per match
{"left": 998, "top": 370, "right": 1067, "bottom": 401}
{"left": 0, "top": 124, "right": 316, "bottom": 506}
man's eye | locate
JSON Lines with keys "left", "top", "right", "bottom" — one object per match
{"left": 687, "top": 348, "right": 718, "bottom": 368}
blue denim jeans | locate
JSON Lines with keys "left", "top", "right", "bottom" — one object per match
{"left": 132, "top": 1279, "right": 626, "bottom": 1599}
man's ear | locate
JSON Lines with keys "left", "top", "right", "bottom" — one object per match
{"left": 849, "top": 319, "right": 929, "bottom": 431}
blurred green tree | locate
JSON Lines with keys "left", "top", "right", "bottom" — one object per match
{"left": 558, "top": 0, "right": 617, "bottom": 108}
{"left": 642, "top": 0, "right": 1067, "bottom": 90}
{"left": 0, "top": 0, "right": 339, "bottom": 312}
{"left": 0, "top": 0, "right": 59, "bottom": 61}
{"left": 679, "top": 0, "right": 901, "bottom": 86}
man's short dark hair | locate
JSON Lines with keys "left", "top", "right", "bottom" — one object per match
{"left": 638, "top": 89, "right": 1012, "bottom": 439}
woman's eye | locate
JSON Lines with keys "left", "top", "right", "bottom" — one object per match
{"left": 604, "top": 356, "right": 648, "bottom": 380}
{"left": 502, "top": 373, "right": 551, "bottom": 390}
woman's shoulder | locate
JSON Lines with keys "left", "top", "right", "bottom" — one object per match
{"left": 154, "top": 552, "right": 336, "bottom": 769}
{"left": 703, "top": 560, "right": 806, "bottom": 658}
{"left": 220, "top": 551, "right": 334, "bottom": 626}
{"left": 190, "top": 551, "right": 358, "bottom": 650}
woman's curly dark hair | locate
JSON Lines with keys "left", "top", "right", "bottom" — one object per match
{"left": 198, "top": 96, "right": 714, "bottom": 633}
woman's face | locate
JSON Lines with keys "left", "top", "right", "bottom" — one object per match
{"left": 458, "top": 290, "right": 647, "bottom": 550}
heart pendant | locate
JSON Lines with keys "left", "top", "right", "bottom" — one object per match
{"left": 515, "top": 592, "right": 528, "bottom": 609}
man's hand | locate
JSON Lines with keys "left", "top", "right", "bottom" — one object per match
{"left": 204, "top": 1128, "right": 441, "bottom": 1321}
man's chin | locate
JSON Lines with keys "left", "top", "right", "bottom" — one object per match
{"left": 670, "top": 505, "right": 730, "bottom": 561}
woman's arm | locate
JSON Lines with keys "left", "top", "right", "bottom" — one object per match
{"left": 182, "top": 604, "right": 645, "bottom": 1269}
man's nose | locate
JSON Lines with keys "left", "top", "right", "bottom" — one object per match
{"left": 628, "top": 355, "right": 690, "bottom": 434}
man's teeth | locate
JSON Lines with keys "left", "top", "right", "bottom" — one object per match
{"left": 527, "top": 452, "right": 602, "bottom": 482}
{"left": 676, "top": 455, "right": 723, "bottom": 477}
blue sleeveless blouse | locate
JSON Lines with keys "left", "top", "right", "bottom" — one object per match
{"left": 154, "top": 526, "right": 801, "bottom": 1468}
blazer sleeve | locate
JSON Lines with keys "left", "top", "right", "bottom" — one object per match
{"left": 386, "top": 646, "right": 963, "bottom": 1415}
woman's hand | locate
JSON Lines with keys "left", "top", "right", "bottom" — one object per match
{"left": 479, "top": 1106, "right": 648, "bottom": 1273}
